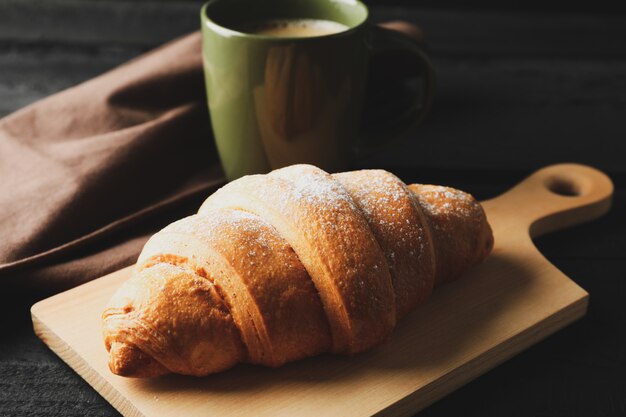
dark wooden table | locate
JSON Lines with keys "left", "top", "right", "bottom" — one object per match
{"left": 1, "top": 1, "right": 625, "bottom": 416}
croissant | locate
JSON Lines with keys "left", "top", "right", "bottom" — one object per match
{"left": 102, "top": 165, "right": 493, "bottom": 377}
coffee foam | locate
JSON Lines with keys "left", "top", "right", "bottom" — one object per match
{"left": 237, "top": 19, "right": 349, "bottom": 38}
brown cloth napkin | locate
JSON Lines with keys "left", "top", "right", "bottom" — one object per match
{"left": 0, "top": 32, "right": 225, "bottom": 291}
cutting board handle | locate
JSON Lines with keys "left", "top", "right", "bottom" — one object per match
{"left": 483, "top": 163, "right": 613, "bottom": 238}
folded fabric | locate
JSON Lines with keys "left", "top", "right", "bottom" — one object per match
{"left": 0, "top": 32, "right": 225, "bottom": 291}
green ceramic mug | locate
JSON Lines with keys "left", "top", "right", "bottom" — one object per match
{"left": 201, "top": 0, "right": 435, "bottom": 180}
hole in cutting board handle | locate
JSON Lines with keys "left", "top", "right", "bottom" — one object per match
{"left": 544, "top": 175, "right": 581, "bottom": 197}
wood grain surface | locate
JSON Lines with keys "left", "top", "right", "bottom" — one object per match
{"left": 31, "top": 164, "right": 613, "bottom": 417}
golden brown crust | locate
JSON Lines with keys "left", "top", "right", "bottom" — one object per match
{"left": 104, "top": 209, "right": 333, "bottom": 375}
{"left": 107, "top": 341, "right": 168, "bottom": 378}
{"left": 408, "top": 184, "right": 494, "bottom": 286}
{"left": 199, "top": 165, "right": 396, "bottom": 354}
{"left": 139, "top": 209, "right": 332, "bottom": 366}
{"left": 102, "top": 262, "right": 245, "bottom": 376}
{"left": 102, "top": 165, "right": 493, "bottom": 377}
{"left": 333, "top": 170, "right": 436, "bottom": 319}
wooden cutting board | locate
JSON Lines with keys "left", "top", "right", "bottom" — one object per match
{"left": 31, "top": 163, "right": 613, "bottom": 417}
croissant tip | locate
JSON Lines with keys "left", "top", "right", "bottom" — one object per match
{"left": 108, "top": 342, "right": 169, "bottom": 378}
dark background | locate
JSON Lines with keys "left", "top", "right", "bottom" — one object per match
{"left": 368, "top": 0, "right": 626, "bottom": 12}
{"left": 1, "top": 0, "right": 625, "bottom": 416}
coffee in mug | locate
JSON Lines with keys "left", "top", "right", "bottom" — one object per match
{"left": 234, "top": 19, "right": 349, "bottom": 38}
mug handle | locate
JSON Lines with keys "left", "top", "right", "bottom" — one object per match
{"left": 355, "top": 23, "right": 436, "bottom": 157}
